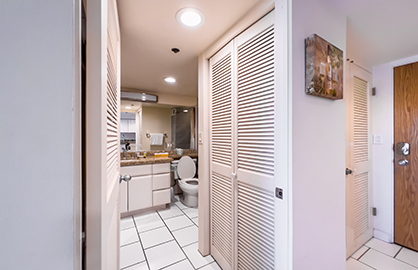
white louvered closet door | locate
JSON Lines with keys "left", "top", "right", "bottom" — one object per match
{"left": 209, "top": 41, "right": 235, "bottom": 270}
{"left": 209, "top": 11, "right": 276, "bottom": 270}
{"left": 346, "top": 64, "right": 373, "bottom": 258}
{"left": 235, "top": 12, "right": 276, "bottom": 270}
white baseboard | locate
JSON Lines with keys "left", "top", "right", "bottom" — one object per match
{"left": 373, "top": 229, "right": 393, "bottom": 243}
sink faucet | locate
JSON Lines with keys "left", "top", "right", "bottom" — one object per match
{"left": 122, "top": 148, "right": 127, "bottom": 159}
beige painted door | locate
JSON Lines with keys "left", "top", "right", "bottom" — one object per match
{"left": 86, "top": 0, "right": 121, "bottom": 268}
{"left": 346, "top": 64, "right": 373, "bottom": 257}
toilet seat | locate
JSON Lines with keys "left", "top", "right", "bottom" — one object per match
{"left": 177, "top": 156, "right": 196, "bottom": 179}
{"left": 176, "top": 156, "right": 198, "bottom": 207}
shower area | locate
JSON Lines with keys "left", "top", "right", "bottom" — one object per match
{"left": 171, "top": 107, "right": 196, "bottom": 150}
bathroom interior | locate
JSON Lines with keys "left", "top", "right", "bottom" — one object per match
{"left": 118, "top": 84, "right": 207, "bottom": 270}
{"left": 118, "top": 75, "right": 207, "bottom": 269}
{"left": 117, "top": 0, "right": 207, "bottom": 266}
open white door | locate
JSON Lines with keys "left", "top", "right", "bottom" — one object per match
{"left": 346, "top": 63, "right": 373, "bottom": 257}
{"left": 86, "top": 0, "right": 121, "bottom": 268}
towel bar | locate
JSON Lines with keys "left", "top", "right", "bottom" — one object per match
{"left": 146, "top": 133, "right": 167, "bottom": 138}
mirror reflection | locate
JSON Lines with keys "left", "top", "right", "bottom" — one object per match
{"left": 120, "top": 101, "right": 196, "bottom": 152}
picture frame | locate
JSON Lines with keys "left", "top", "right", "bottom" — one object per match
{"left": 305, "top": 34, "right": 344, "bottom": 100}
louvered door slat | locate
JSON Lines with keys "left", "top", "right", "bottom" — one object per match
{"left": 237, "top": 182, "right": 275, "bottom": 270}
{"left": 353, "top": 77, "right": 369, "bottom": 163}
{"left": 106, "top": 31, "right": 120, "bottom": 195}
{"left": 237, "top": 27, "right": 274, "bottom": 175}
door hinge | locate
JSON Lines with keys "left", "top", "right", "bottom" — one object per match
{"left": 275, "top": 187, "right": 283, "bottom": 200}
{"left": 372, "top": 207, "right": 377, "bottom": 216}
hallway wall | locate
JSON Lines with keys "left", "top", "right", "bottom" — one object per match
{"left": 372, "top": 54, "right": 418, "bottom": 242}
{"left": 0, "top": 1, "right": 80, "bottom": 269}
{"left": 292, "top": 0, "right": 347, "bottom": 268}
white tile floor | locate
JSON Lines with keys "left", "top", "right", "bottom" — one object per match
{"left": 123, "top": 200, "right": 418, "bottom": 270}
{"left": 120, "top": 197, "right": 222, "bottom": 270}
{"left": 347, "top": 238, "right": 418, "bottom": 270}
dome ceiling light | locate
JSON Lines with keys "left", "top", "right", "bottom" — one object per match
{"left": 176, "top": 8, "right": 205, "bottom": 28}
{"left": 164, "top": 77, "right": 176, "bottom": 83}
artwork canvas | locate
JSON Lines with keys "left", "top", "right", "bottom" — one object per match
{"left": 305, "top": 34, "right": 344, "bottom": 100}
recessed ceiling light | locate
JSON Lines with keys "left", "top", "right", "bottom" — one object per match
{"left": 164, "top": 77, "right": 176, "bottom": 83}
{"left": 176, "top": 8, "right": 205, "bottom": 28}
{"left": 125, "top": 106, "right": 132, "bottom": 109}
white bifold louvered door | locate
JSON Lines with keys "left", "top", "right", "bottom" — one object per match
{"left": 346, "top": 64, "right": 373, "bottom": 258}
{"left": 86, "top": 0, "right": 122, "bottom": 268}
{"left": 210, "top": 11, "right": 276, "bottom": 270}
{"left": 210, "top": 41, "right": 235, "bottom": 270}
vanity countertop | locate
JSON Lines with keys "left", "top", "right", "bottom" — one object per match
{"left": 120, "top": 153, "right": 199, "bottom": 167}
{"left": 120, "top": 156, "right": 173, "bottom": 166}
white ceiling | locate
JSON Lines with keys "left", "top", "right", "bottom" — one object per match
{"left": 323, "top": 0, "right": 418, "bottom": 69}
{"left": 117, "top": 0, "right": 418, "bottom": 98}
{"left": 117, "top": 0, "right": 262, "bottom": 98}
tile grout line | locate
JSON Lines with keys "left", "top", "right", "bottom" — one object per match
{"left": 356, "top": 260, "right": 378, "bottom": 270}
{"left": 121, "top": 198, "right": 209, "bottom": 270}
{"left": 394, "top": 247, "right": 403, "bottom": 258}
{"left": 156, "top": 207, "right": 198, "bottom": 269}
{"left": 133, "top": 215, "right": 152, "bottom": 270}
{"left": 172, "top": 198, "right": 216, "bottom": 270}
{"left": 356, "top": 247, "right": 370, "bottom": 261}
{"left": 158, "top": 203, "right": 202, "bottom": 269}
{"left": 174, "top": 200, "right": 199, "bottom": 226}
{"left": 360, "top": 245, "right": 418, "bottom": 269}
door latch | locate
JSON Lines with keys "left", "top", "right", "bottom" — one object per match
{"left": 396, "top": 142, "right": 410, "bottom": 156}
{"left": 346, "top": 168, "right": 353, "bottom": 175}
{"left": 275, "top": 187, "right": 283, "bottom": 200}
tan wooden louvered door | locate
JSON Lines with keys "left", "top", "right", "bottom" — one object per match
{"left": 86, "top": 0, "right": 122, "bottom": 268}
{"left": 209, "top": 11, "right": 276, "bottom": 270}
{"left": 346, "top": 64, "right": 373, "bottom": 257}
{"left": 209, "top": 41, "right": 235, "bottom": 270}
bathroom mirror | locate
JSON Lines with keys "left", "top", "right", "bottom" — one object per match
{"left": 120, "top": 100, "right": 197, "bottom": 152}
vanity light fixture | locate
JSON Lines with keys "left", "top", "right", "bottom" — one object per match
{"left": 176, "top": 8, "right": 205, "bottom": 28}
{"left": 125, "top": 106, "right": 132, "bottom": 109}
{"left": 164, "top": 77, "right": 176, "bottom": 83}
{"left": 183, "top": 109, "right": 189, "bottom": 113}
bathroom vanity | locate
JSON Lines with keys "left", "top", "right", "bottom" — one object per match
{"left": 120, "top": 161, "right": 171, "bottom": 213}
{"left": 119, "top": 150, "right": 198, "bottom": 214}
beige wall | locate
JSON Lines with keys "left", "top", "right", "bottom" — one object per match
{"left": 141, "top": 106, "right": 172, "bottom": 151}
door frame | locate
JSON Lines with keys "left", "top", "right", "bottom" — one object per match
{"left": 198, "top": 0, "right": 292, "bottom": 269}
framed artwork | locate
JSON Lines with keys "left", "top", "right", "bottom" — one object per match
{"left": 305, "top": 34, "right": 344, "bottom": 100}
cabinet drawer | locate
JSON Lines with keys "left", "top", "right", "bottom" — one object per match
{"left": 153, "top": 189, "right": 170, "bottom": 206}
{"left": 153, "top": 173, "right": 170, "bottom": 190}
{"left": 121, "top": 164, "right": 152, "bottom": 177}
{"left": 129, "top": 175, "right": 152, "bottom": 210}
{"left": 153, "top": 163, "right": 170, "bottom": 174}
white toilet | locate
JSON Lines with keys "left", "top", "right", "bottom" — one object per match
{"left": 176, "top": 156, "right": 198, "bottom": 207}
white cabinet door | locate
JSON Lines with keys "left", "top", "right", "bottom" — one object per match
{"left": 120, "top": 180, "right": 128, "bottom": 213}
{"left": 129, "top": 175, "right": 153, "bottom": 210}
